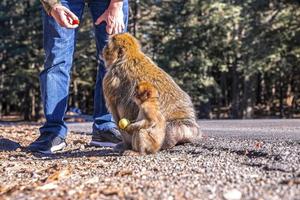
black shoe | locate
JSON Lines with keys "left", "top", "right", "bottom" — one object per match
{"left": 27, "top": 133, "right": 66, "bottom": 154}
{"left": 90, "top": 128, "right": 122, "bottom": 147}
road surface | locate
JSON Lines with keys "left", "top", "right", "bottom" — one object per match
{"left": 0, "top": 119, "right": 299, "bottom": 200}
{"left": 68, "top": 119, "right": 300, "bottom": 140}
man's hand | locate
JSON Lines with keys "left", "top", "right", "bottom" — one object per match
{"left": 50, "top": 4, "right": 79, "bottom": 29}
{"left": 95, "top": 1, "right": 124, "bottom": 34}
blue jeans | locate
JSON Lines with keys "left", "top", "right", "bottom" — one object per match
{"left": 39, "top": 0, "right": 128, "bottom": 138}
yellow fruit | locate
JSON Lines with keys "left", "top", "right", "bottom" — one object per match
{"left": 118, "top": 118, "right": 130, "bottom": 129}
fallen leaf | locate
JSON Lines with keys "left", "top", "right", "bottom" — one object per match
{"left": 85, "top": 177, "right": 99, "bottom": 184}
{"left": 72, "top": 139, "right": 86, "bottom": 145}
{"left": 280, "top": 178, "right": 300, "bottom": 186}
{"left": 80, "top": 144, "right": 85, "bottom": 150}
{"left": 254, "top": 141, "right": 263, "bottom": 149}
{"left": 88, "top": 156, "right": 98, "bottom": 161}
{"left": 100, "top": 187, "right": 125, "bottom": 197}
{"left": 37, "top": 182, "right": 58, "bottom": 190}
{"left": 223, "top": 189, "right": 242, "bottom": 200}
{"left": 115, "top": 169, "right": 133, "bottom": 177}
{"left": 288, "top": 179, "right": 300, "bottom": 186}
{"left": 46, "top": 167, "right": 71, "bottom": 183}
{"left": 0, "top": 185, "right": 18, "bottom": 196}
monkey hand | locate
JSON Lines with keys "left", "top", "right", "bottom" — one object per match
{"left": 118, "top": 118, "right": 130, "bottom": 130}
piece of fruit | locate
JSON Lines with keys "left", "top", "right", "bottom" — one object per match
{"left": 118, "top": 118, "right": 130, "bottom": 130}
{"left": 72, "top": 19, "right": 80, "bottom": 25}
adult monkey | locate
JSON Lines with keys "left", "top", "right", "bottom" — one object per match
{"left": 102, "top": 33, "right": 202, "bottom": 151}
{"left": 27, "top": 0, "right": 128, "bottom": 153}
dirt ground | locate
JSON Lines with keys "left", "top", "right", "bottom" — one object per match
{"left": 0, "top": 122, "right": 300, "bottom": 200}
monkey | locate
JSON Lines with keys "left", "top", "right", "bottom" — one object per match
{"left": 123, "top": 82, "right": 166, "bottom": 155}
{"left": 102, "top": 33, "right": 202, "bottom": 152}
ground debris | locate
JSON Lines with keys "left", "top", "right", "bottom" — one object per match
{"left": 36, "top": 182, "right": 58, "bottom": 190}
{"left": 0, "top": 122, "right": 300, "bottom": 200}
{"left": 115, "top": 169, "right": 133, "bottom": 177}
{"left": 100, "top": 186, "right": 125, "bottom": 198}
{"left": 223, "top": 189, "right": 242, "bottom": 200}
{"left": 280, "top": 178, "right": 300, "bottom": 186}
{"left": 45, "top": 166, "right": 72, "bottom": 183}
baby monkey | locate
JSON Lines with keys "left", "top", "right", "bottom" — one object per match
{"left": 124, "top": 82, "right": 166, "bottom": 155}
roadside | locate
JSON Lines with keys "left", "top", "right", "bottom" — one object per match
{"left": 0, "top": 120, "right": 299, "bottom": 199}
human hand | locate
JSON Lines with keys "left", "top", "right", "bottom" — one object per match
{"left": 95, "top": 1, "right": 125, "bottom": 34}
{"left": 50, "top": 4, "right": 79, "bottom": 29}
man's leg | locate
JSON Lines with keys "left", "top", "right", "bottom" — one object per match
{"left": 88, "top": 0, "right": 128, "bottom": 147}
{"left": 28, "top": 0, "right": 85, "bottom": 153}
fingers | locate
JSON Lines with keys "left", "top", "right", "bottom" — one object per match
{"left": 63, "top": 7, "right": 78, "bottom": 21}
{"left": 117, "top": 23, "right": 124, "bottom": 34}
{"left": 53, "top": 14, "right": 69, "bottom": 28}
{"left": 63, "top": 8, "right": 79, "bottom": 28}
{"left": 107, "top": 17, "right": 124, "bottom": 34}
{"left": 60, "top": 13, "right": 78, "bottom": 28}
{"left": 51, "top": 6, "right": 79, "bottom": 29}
{"left": 121, "top": 23, "right": 125, "bottom": 32}
{"left": 95, "top": 12, "right": 105, "bottom": 25}
{"left": 106, "top": 23, "right": 114, "bottom": 35}
{"left": 110, "top": 21, "right": 124, "bottom": 34}
{"left": 95, "top": 10, "right": 125, "bottom": 34}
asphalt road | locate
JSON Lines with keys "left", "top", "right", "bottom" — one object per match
{"left": 66, "top": 119, "right": 300, "bottom": 199}
{"left": 68, "top": 119, "right": 300, "bottom": 140}
{"left": 1, "top": 120, "right": 299, "bottom": 199}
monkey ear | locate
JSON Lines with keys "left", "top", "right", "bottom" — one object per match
{"left": 108, "top": 35, "right": 116, "bottom": 45}
{"left": 110, "top": 34, "right": 117, "bottom": 41}
{"left": 146, "top": 90, "right": 152, "bottom": 99}
{"left": 117, "top": 46, "right": 125, "bottom": 57}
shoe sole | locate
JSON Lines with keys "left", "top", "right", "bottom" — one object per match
{"left": 90, "top": 141, "right": 117, "bottom": 147}
{"left": 38, "top": 142, "right": 67, "bottom": 154}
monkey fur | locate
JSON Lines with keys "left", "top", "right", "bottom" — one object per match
{"left": 124, "top": 82, "right": 166, "bottom": 155}
{"left": 102, "top": 33, "right": 202, "bottom": 152}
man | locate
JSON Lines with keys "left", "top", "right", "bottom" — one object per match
{"left": 27, "top": 0, "right": 128, "bottom": 153}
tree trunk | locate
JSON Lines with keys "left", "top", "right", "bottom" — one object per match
{"left": 74, "top": 79, "right": 79, "bottom": 108}
{"left": 286, "top": 82, "right": 294, "bottom": 118}
{"left": 230, "top": 63, "right": 240, "bottom": 119}
{"left": 242, "top": 73, "right": 257, "bottom": 119}
{"left": 132, "top": 0, "right": 140, "bottom": 37}
{"left": 279, "top": 71, "right": 284, "bottom": 118}
{"left": 217, "top": 72, "right": 228, "bottom": 118}
{"left": 30, "top": 88, "right": 36, "bottom": 120}
{"left": 23, "top": 90, "right": 31, "bottom": 121}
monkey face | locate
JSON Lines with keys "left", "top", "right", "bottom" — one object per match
{"left": 134, "top": 82, "right": 159, "bottom": 104}
{"left": 102, "top": 33, "right": 141, "bottom": 67}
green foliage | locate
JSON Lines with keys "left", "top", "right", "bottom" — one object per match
{"left": 133, "top": 0, "right": 300, "bottom": 118}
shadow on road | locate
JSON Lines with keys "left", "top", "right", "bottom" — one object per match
{"left": 0, "top": 137, "right": 21, "bottom": 151}
{"left": 30, "top": 147, "right": 121, "bottom": 160}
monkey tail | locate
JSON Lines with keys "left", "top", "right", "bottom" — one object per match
{"left": 161, "top": 119, "right": 202, "bottom": 150}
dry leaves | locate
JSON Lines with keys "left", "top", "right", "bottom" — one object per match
{"left": 0, "top": 185, "right": 17, "bottom": 196}
{"left": 72, "top": 139, "right": 86, "bottom": 145}
{"left": 36, "top": 182, "right": 58, "bottom": 191}
{"left": 45, "top": 166, "right": 72, "bottom": 183}
{"left": 254, "top": 140, "right": 263, "bottom": 150}
{"left": 223, "top": 189, "right": 242, "bottom": 200}
{"left": 88, "top": 156, "right": 98, "bottom": 161}
{"left": 0, "top": 184, "right": 33, "bottom": 196}
{"left": 34, "top": 165, "right": 72, "bottom": 191}
{"left": 115, "top": 169, "right": 133, "bottom": 177}
{"left": 100, "top": 187, "right": 125, "bottom": 198}
{"left": 280, "top": 178, "right": 300, "bottom": 186}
